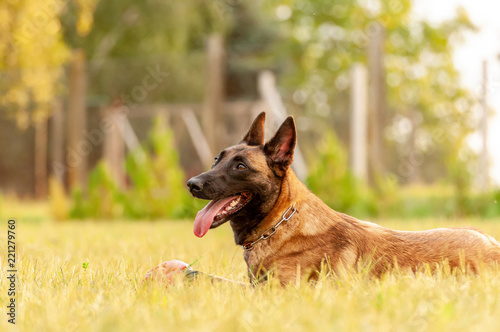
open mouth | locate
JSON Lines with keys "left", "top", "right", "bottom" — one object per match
{"left": 193, "top": 192, "right": 252, "bottom": 238}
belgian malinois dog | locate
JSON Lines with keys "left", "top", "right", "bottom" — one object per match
{"left": 148, "top": 112, "right": 500, "bottom": 284}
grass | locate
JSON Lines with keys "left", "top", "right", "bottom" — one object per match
{"left": 1, "top": 204, "right": 500, "bottom": 331}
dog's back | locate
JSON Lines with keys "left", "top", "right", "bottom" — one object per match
{"left": 344, "top": 218, "right": 500, "bottom": 276}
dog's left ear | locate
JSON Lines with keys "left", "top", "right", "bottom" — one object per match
{"left": 264, "top": 116, "right": 296, "bottom": 177}
{"left": 241, "top": 112, "right": 266, "bottom": 146}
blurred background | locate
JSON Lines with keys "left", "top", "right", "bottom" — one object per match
{"left": 1, "top": 0, "right": 500, "bottom": 220}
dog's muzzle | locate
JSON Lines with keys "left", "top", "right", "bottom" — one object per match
{"left": 187, "top": 176, "right": 204, "bottom": 196}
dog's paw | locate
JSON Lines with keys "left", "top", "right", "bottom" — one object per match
{"left": 144, "top": 260, "right": 191, "bottom": 284}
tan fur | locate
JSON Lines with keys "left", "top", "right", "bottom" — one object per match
{"left": 244, "top": 170, "right": 500, "bottom": 284}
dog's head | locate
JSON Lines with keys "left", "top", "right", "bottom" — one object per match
{"left": 187, "top": 112, "right": 296, "bottom": 238}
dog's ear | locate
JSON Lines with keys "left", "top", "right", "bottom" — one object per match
{"left": 241, "top": 112, "right": 266, "bottom": 146}
{"left": 264, "top": 116, "right": 296, "bottom": 177}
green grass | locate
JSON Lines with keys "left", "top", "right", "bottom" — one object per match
{"left": 1, "top": 209, "right": 500, "bottom": 331}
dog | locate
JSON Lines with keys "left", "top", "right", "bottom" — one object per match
{"left": 146, "top": 112, "right": 500, "bottom": 284}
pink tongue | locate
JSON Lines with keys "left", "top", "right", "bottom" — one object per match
{"left": 193, "top": 196, "right": 239, "bottom": 238}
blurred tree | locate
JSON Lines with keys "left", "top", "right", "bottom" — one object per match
{"left": 223, "top": 1, "right": 281, "bottom": 99}
{"left": 59, "top": 0, "right": 283, "bottom": 103}
{"left": 307, "top": 130, "right": 377, "bottom": 216}
{"left": 263, "top": 0, "right": 476, "bottom": 185}
{"left": 56, "top": 0, "right": 478, "bottom": 188}
{"left": 60, "top": 0, "right": 227, "bottom": 103}
{"left": 0, "top": 0, "right": 69, "bottom": 127}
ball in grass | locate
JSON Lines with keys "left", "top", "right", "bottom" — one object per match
{"left": 144, "top": 260, "right": 191, "bottom": 283}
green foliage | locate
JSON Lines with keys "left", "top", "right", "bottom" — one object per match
{"left": 390, "top": 186, "right": 500, "bottom": 219}
{"left": 486, "top": 190, "right": 500, "bottom": 217}
{"left": 307, "top": 131, "right": 377, "bottom": 217}
{"left": 447, "top": 153, "right": 473, "bottom": 217}
{"left": 61, "top": 0, "right": 227, "bottom": 103}
{"left": 70, "top": 116, "right": 195, "bottom": 220}
{"left": 70, "top": 162, "right": 121, "bottom": 219}
{"left": 262, "top": 0, "right": 476, "bottom": 184}
{"left": 307, "top": 131, "right": 500, "bottom": 219}
{"left": 49, "top": 177, "right": 69, "bottom": 221}
{"left": 120, "top": 118, "right": 190, "bottom": 218}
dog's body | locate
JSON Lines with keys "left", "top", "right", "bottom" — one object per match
{"left": 242, "top": 169, "right": 500, "bottom": 282}
{"left": 180, "top": 112, "right": 500, "bottom": 284}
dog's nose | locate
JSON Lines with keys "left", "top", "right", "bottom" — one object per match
{"left": 187, "top": 177, "right": 203, "bottom": 194}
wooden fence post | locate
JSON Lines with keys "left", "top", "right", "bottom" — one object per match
{"left": 182, "top": 109, "right": 213, "bottom": 169}
{"left": 203, "top": 34, "right": 225, "bottom": 154}
{"left": 367, "top": 23, "right": 386, "bottom": 185}
{"left": 34, "top": 117, "right": 48, "bottom": 198}
{"left": 350, "top": 63, "right": 368, "bottom": 182}
{"left": 103, "top": 107, "right": 126, "bottom": 189}
{"left": 67, "top": 49, "right": 88, "bottom": 190}
{"left": 258, "top": 70, "right": 308, "bottom": 182}
{"left": 50, "top": 99, "right": 64, "bottom": 181}
{"left": 478, "top": 60, "right": 489, "bottom": 190}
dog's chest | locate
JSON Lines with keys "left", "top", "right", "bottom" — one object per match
{"left": 242, "top": 240, "right": 326, "bottom": 282}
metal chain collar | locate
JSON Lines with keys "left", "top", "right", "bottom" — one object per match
{"left": 242, "top": 204, "right": 296, "bottom": 251}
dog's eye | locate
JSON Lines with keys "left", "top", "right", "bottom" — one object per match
{"left": 212, "top": 156, "right": 219, "bottom": 168}
{"left": 236, "top": 163, "right": 247, "bottom": 171}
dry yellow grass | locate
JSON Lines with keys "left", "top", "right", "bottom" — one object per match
{"left": 1, "top": 215, "right": 500, "bottom": 331}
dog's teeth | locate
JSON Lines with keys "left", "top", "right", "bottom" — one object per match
{"left": 230, "top": 197, "right": 241, "bottom": 207}
{"left": 217, "top": 196, "right": 245, "bottom": 217}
